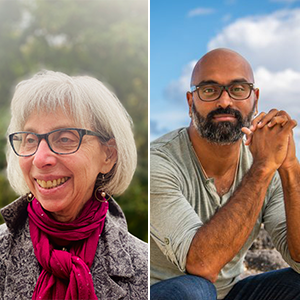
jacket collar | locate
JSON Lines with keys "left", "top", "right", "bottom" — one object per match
{"left": 1, "top": 195, "right": 28, "bottom": 233}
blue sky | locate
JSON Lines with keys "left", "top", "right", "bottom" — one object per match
{"left": 150, "top": 0, "right": 300, "bottom": 155}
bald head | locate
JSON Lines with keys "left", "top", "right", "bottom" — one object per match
{"left": 191, "top": 48, "right": 254, "bottom": 87}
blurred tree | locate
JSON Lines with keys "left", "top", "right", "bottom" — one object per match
{"left": 0, "top": 0, "right": 148, "bottom": 241}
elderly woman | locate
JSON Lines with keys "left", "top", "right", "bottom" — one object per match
{"left": 0, "top": 71, "right": 148, "bottom": 299}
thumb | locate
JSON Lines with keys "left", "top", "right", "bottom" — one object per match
{"left": 241, "top": 127, "right": 252, "bottom": 146}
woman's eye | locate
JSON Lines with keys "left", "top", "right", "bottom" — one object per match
{"left": 60, "top": 137, "right": 71, "bottom": 143}
{"left": 25, "top": 135, "right": 37, "bottom": 144}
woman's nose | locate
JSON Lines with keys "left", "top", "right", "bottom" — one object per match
{"left": 32, "top": 139, "right": 57, "bottom": 168}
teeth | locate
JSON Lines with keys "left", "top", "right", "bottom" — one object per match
{"left": 47, "top": 181, "right": 53, "bottom": 188}
{"left": 36, "top": 177, "right": 69, "bottom": 189}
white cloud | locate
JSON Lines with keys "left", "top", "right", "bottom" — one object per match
{"left": 187, "top": 7, "right": 215, "bottom": 17}
{"left": 254, "top": 67, "right": 300, "bottom": 116}
{"left": 164, "top": 60, "right": 196, "bottom": 105}
{"left": 150, "top": 110, "right": 190, "bottom": 141}
{"left": 208, "top": 9, "right": 300, "bottom": 72}
{"left": 151, "top": 61, "right": 196, "bottom": 140}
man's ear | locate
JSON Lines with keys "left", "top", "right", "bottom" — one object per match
{"left": 187, "top": 91, "right": 193, "bottom": 117}
{"left": 254, "top": 88, "right": 259, "bottom": 116}
{"left": 101, "top": 139, "right": 117, "bottom": 174}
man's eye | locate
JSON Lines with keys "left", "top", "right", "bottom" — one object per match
{"left": 232, "top": 87, "right": 244, "bottom": 92}
{"left": 202, "top": 87, "right": 217, "bottom": 94}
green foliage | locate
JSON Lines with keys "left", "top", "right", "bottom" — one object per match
{"left": 0, "top": 0, "right": 148, "bottom": 241}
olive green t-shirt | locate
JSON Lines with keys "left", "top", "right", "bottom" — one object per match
{"left": 150, "top": 128, "right": 300, "bottom": 299}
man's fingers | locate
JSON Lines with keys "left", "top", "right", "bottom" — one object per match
{"left": 241, "top": 127, "right": 252, "bottom": 135}
{"left": 267, "top": 115, "right": 289, "bottom": 128}
{"left": 256, "top": 109, "right": 279, "bottom": 128}
{"left": 252, "top": 109, "right": 293, "bottom": 130}
{"left": 251, "top": 112, "right": 267, "bottom": 131}
{"left": 281, "top": 119, "right": 298, "bottom": 133}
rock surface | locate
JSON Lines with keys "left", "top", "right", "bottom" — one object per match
{"left": 243, "top": 226, "right": 288, "bottom": 276}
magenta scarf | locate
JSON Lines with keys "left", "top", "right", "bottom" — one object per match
{"left": 27, "top": 196, "right": 108, "bottom": 300}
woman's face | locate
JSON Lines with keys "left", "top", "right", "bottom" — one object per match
{"left": 19, "top": 108, "right": 115, "bottom": 222}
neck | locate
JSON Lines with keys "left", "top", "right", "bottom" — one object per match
{"left": 188, "top": 124, "right": 241, "bottom": 178}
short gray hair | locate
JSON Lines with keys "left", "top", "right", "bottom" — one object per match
{"left": 6, "top": 70, "right": 137, "bottom": 196}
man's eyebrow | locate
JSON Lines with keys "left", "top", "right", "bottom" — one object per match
{"left": 196, "top": 80, "right": 219, "bottom": 85}
{"left": 194, "top": 78, "right": 250, "bottom": 86}
{"left": 230, "top": 78, "right": 250, "bottom": 83}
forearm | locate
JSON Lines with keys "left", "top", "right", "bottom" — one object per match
{"left": 279, "top": 161, "right": 300, "bottom": 262}
{"left": 186, "top": 163, "right": 275, "bottom": 282}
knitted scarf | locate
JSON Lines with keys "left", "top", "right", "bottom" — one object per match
{"left": 27, "top": 196, "right": 108, "bottom": 300}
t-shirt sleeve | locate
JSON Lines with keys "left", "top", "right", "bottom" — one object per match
{"left": 263, "top": 172, "right": 300, "bottom": 273}
{"left": 150, "top": 148, "right": 202, "bottom": 272}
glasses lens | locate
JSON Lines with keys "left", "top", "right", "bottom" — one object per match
{"left": 228, "top": 83, "right": 251, "bottom": 100}
{"left": 49, "top": 129, "right": 81, "bottom": 154}
{"left": 11, "top": 132, "right": 39, "bottom": 156}
{"left": 198, "top": 84, "right": 222, "bottom": 101}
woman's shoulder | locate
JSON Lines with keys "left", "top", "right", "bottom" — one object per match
{"left": 0, "top": 195, "right": 29, "bottom": 259}
{"left": 105, "top": 198, "right": 147, "bottom": 253}
{"left": 94, "top": 198, "right": 148, "bottom": 298}
{"left": 126, "top": 233, "right": 148, "bottom": 285}
{"left": 1, "top": 196, "right": 28, "bottom": 234}
{"left": 127, "top": 233, "right": 148, "bottom": 259}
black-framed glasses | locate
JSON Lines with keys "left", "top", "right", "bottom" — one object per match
{"left": 190, "top": 82, "right": 255, "bottom": 102}
{"left": 9, "top": 128, "right": 105, "bottom": 157}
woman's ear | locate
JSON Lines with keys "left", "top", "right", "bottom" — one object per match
{"left": 100, "top": 139, "right": 117, "bottom": 174}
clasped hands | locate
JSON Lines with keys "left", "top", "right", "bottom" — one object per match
{"left": 241, "top": 109, "right": 298, "bottom": 172}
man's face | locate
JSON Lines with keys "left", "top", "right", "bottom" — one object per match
{"left": 188, "top": 50, "right": 258, "bottom": 144}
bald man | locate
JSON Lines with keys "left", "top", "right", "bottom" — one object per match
{"left": 150, "top": 48, "right": 300, "bottom": 300}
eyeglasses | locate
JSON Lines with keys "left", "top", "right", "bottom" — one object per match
{"left": 190, "top": 82, "right": 255, "bottom": 102}
{"left": 9, "top": 128, "right": 104, "bottom": 157}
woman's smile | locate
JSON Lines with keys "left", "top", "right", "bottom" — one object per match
{"left": 35, "top": 176, "right": 70, "bottom": 189}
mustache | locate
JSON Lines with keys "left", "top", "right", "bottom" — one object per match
{"left": 206, "top": 107, "right": 243, "bottom": 122}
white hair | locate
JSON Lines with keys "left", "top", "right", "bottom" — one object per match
{"left": 6, "top": 70, "right": 137, "bottom": 196}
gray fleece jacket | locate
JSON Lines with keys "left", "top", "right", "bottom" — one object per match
{"left": 0, "top": 195, "right": 148, "bottom": 299}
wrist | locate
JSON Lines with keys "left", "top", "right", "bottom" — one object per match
{"left": 251, "top": 160, "right": 278, "bottom": 178}
{"left": 279, "top": 158, "right": 299, "bottom": 173}
{"left": 278, "top": 159, "right": 300, "bottom": 179}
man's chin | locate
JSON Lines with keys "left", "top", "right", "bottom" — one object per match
{"left": 197, "top": 124, "right": 243, "bottom": 145}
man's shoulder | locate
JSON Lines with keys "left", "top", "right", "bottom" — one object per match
{"left": 150, "top": 128, "right": 196, "bottom": 180}
{"left": 150, "top": 127, "right": 189, "bottom": 154}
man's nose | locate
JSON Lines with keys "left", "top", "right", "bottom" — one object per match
{"left": 216, "top": 88, "right": 233, "bottom": 108}
{"left": 32, "top": 139, "right": 57, "bottom": 168}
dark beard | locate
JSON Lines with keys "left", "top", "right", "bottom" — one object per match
{"left": 191, "top": 103, "right": 255, "bottom": 145}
